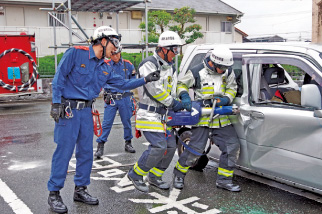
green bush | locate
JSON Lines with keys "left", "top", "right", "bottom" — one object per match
{"left": 38, "top": 51, "right": 183, "bottom": 78}
{"left": 38, "top": 53, "right": 64, "bottom": 77}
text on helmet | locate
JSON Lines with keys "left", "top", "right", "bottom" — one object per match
{"left": 98, "top": 28, "right": 113, "bottom": 32}
{"left": 161, "top": 36, "right": 175, "bottom": 40}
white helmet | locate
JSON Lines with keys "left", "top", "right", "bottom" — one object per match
{"left": 158, "top": 31, "right": 182, "bottom": 47}
{"left": 92, "top": 26, "right": 120, "bottom": 43}
{"left": 209, "top": 47, "right": 234, "bottom": 67}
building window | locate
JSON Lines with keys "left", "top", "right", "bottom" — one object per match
{"left": 48, "top": 13, "right": 66, "bottom": 27}
{"left": 221, "top": 21, "right": 232, "bottom": 33}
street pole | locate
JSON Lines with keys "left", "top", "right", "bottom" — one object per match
{"left": 52, "top": 0, "right": 57, "bottom": 73}
{"left": 145, "top": 0, "right": 148, "bottom": 58}
{"left": 67, "top": 0, "right": 72, "bottom": 46}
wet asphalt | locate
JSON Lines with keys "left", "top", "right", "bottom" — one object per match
{"left": 0, "top": 98, "right": 322, "bottom": 214}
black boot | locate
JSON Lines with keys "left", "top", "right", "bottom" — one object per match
{"left": 48, "top": 191, "right": 68, "bottom": 213}
{"left": 73, "top": 186, "right": 99, "bottom": 205}
{"left": 125, "top": 140, "right": 135, "bottom": 153}
{"left": 95, "top": 142, "right": 105, "bottom": 158}
{"left": 216, "top": 182, "right": 241, "bottom": 192}
{"left": 147, "top": 176, "right": 170, "bottom": 190}
{"left": 173, "top": 175, "right": 185, "bottom": 189}
{"left": 127, "top": 170, "right": 148, "bottom": 192}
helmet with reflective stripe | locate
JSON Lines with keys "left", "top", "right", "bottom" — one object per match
{"left": 209, "top": 46, "right": 234, "bottom": 67}
{"left": 158, "top": 31, "right": 182, "bottom": 47}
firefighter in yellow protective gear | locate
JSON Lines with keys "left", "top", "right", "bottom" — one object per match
{"left": 127, "top": 31, "right": 184, "bottom": 192}
{"left": 173, "top": 46, "right": 241, "bottom": 192}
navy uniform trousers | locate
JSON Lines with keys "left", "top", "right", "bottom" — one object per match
{"left": 174, "top": 125, "right": 240, "bottom": 183}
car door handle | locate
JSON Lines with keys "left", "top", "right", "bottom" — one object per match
{"left": 250, "top": 111, "right": 265, "bottom": 119}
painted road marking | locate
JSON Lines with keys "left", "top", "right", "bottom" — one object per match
{"left": 0, "top": 179, "right": 33, "bottom": 214}
{"left": 77, "top": 153, "right": 222, "bottom": 213}
{"left": 129, "top": 189, "right": 221, "bottom": 213}
{"left": 192, "top": 202, "right": 209, "bottom": 210}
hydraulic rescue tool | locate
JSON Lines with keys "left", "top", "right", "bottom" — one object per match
{"left": 166, "top": 100, "right": 239, "bottom": 156}
{"left": 166, "top": 101, "right": 239, "bottom": 127}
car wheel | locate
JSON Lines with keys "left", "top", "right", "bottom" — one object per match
{"left": 177, "top": 130, "right": 209, "bottom": 171}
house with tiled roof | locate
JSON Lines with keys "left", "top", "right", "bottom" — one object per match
{"left": 0, "top": 0, "right": 244, "bottom": 56}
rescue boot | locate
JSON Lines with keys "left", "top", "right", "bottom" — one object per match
{"left": 48, "top": 191, "right": 68, "bottom": 213}
{"left": 125, "top": 140, "right": 135, "bottom": 153}
{"left": 173, "top": 175, "right": 185, "bottom": 189}
{"left": 216, "top": 182, "right": 241, "bottom": 192}
{"left": 146, "top": 176, "right": 170, "bottom": 190}
{"left": 127, "top": 169, "right": 148, "bottom": 192}
{"left": 73, "top": 186, "right": 99, "bottom": 205}
{"left": 95, "top": 142, "right": 105, "bottom": 158}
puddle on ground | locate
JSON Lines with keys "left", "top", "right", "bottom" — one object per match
{"left": 8, "top": 160, "right": 45, "bottom": 171}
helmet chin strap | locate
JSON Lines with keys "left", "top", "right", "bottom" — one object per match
{"left": 204, "top": 57, "right": 217, "bottom": 73}
{"left": 161, "top": 48, "right": 170, "bottom": 63}
{"left": 100, "top": 40, "right": 107, "bottom": 59}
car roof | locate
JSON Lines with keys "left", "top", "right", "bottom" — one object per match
{"left": 190, "top": 42, "right": 322, "bottom": 55}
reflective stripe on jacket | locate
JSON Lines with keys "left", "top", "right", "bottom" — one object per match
{"left": 136, "top": 52, "right": 178, "bottom": 133}
{"left": 177, "top": 61, "right": 237, "bottom": 128}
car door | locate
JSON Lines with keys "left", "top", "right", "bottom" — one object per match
{"left": 239, "top": 53, "right": 322, "bottom": 191}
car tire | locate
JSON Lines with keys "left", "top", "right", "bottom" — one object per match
{"left": 177, "top": 130, "right": 209, "bottom": 171}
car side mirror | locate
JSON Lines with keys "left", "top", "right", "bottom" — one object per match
{"left": 314, "top": 109, "right": 322, "bottom": 118}
{"left": 301, "top": 84, "right": 321, "bottom": 110}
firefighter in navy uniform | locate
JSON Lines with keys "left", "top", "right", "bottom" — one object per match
{"left": 173, "top": 47, "right": 241, "bottom": 192}
{"left": 47, "top": 26, "right": 160, "bottom": 213}
{"left": 95, "top": 48, "right": 137, "bottom": 158}
{"left": 127, "top": 31, "right": 184, "bottom": 192}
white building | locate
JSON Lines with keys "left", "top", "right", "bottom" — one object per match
{"left": 0, "top": 0, "right": 243, "bottom": 56}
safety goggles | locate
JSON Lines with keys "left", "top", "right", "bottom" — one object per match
{"left": 166, "top": 46, "right": 180, "bottom": 55}
{"left": 216, "top": 64, "right": 230, "bottom": 71}
{"left": 109, "top": 37, "right": 120, "bottom": 49}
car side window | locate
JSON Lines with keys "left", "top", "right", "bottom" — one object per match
{"left": 247, "top": 60, "right": 321, "bottom": 110}
{"left": 186, "top": 53, "right": 206, "bottom": 73}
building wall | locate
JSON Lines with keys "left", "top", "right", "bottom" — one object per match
{"left": 0, "top": 4, "right": 238, "bottom": 56}
{"left": 312, "top": 0, "right": 322, "bottom": 43}
{"left": 234, "top": 31, "right": 243, "bottom": 43}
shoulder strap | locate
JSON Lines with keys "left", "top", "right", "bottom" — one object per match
{"left": 227, "top": 67, "right": 233, "bottom": 76}
{"left": 172, "top": 64, "right": 176, "bottom": 75}
{"left": 138, "top": 56, "right": 159, "bottom": 71}
{"left": 138, "top": 56, "right": 163, "bottom": 106}
{"left": 74, "top": 46, "right": 89, "bottom": 51}
{"left": 189, "top": 63, "right": 204, "bottom": 89}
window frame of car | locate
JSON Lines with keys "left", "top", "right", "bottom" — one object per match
{"left": 242, "top": 53, "right": 322, "bottom": 110}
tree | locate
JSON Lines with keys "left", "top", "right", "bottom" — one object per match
{"left": 169, "top": 7, "right": 204, "bottom": 54}
{"left": 139, "top": 10, "right": 172, "bottom": 43}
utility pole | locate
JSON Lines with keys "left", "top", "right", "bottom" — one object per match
{"left": 312, "top": 0, "right": 322, "bottom": 43}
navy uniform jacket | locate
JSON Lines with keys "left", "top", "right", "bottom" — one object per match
{"left": 104, "top": 58, "right": 136, "bottom": 93}
{"left": 51, "top": 46, "right": 145, "bottom": 103}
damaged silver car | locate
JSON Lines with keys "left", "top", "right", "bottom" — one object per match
{"left": 177, "top": 43, "right": 322, "bottom": 196}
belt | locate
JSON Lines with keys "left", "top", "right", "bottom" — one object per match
{"left": 104, "top": 92, "right": 133, "bottom": 100}
{"left": 139, "top": 103, "right": 167, "bottom": 115}
{"left": 62, "top": 97, "right": 94, "bottom": 110}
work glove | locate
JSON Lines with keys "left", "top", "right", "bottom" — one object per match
{"left": 172, "top": 99, "right": 183, "bottom": 112}
{"left": 214, "top": 96, "right": 230, "bottom": 106}
{"left": 50, "top": 103, "right": 64, "bottom": 123}
{"left": 180, "top": 92, "right": 192, "bottom": 112}
{"left": 145, "top": 71, "right": 160, "bottom": 83}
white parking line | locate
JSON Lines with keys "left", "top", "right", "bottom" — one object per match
{"left": 0, "top": 179, "right": 33, "bottom": 214}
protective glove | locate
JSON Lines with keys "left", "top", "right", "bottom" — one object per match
{"left": 214, "top": 96, "right": 230, "bottom": 106}
{"left": 172, "top": 100, "right": 183, "bottom": 112}
{"left": 145, "top": 71, "right": 160, "bottom": 83}
{"left": 50, "top": 103, "right": 64, "bottom": 123}
{"left": 180, "top": 92, "right": 192, "bottom": 112}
